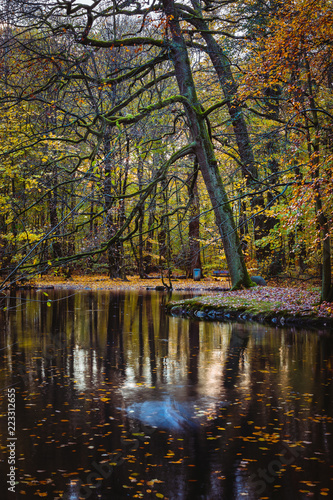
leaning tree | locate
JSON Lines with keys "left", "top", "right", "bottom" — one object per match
{"left": 0, "top": 0, "right": 255, "bottom": 289}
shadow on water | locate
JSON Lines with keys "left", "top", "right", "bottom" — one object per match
{"left": 0, "top": 289, "right": 333, "bottom": 499}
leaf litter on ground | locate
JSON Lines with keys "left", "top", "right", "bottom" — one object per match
{"left": 33, "top": 275, "right": 333, "bottom": 320}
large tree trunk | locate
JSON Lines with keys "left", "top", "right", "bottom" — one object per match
{"left": 188, "top": 1, "right": 257, "bottom": 183}
{"left": 163, "top": 0, "right": 252, "bottom": 288}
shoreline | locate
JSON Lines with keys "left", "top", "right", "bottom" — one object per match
{"left": 166, "top": 298, "right": 333, "bottom": 329}
{"left": 23, "top": 274, "right": 233, "bottom": 292}
{"left": 11, "top": 275, "right": 333, "bottom": 329}
{"left": 165, "top": 287, "right": 333, "bottom": 330}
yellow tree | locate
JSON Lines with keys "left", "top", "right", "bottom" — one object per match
{"left": 239, "top": 0, "right": 333, "bottom": 300}
{"left": 0, "top": 0, "right": 255, "bottom": 289}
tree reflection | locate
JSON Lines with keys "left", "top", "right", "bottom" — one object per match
{"left": 146, "top": 294, "right": 157, "bottom": 386}
{"left": 0, "top": 291, "right": 333, "bottom": 500}
{"left": 105, "top": 292, "right": 125, "bottom": 373}
{"left": 224, "top": 324, "right": 250, "bottom": 389}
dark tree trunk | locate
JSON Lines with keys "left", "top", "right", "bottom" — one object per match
{"left": 162, "top": 0, "right": 252, "bottom": 288}
{"left": 186, "top": 161, "right": 201, "bottom": 277}
{"left": 188, "top": 1, "right": 257, "bottom": 183}
{"left": 305, "top": 59, "right": 332, "bottom": 301}
{"left": 104, "top": 129, "right": 116, "bottom": 277}
{"left": 48, "top": 187, "right": 62, "bottom": 259}
{"left": 158, "top": 178, "right": 171, "bottom": 270}
{"left": 144, "top": 188, "right": 157, "bottom": 274}
{"left": 104, "top": 128, "right": 124, "bottom": 278}
{"left": 137, "top": 153, "right": 145, "bottom": 278}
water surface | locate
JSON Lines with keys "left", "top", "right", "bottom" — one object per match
{"left": 0, "top": 289, "right": 332, "bottom": 499}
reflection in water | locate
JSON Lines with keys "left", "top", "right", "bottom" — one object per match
{"left": 224, "top": 325, "right": 250, "bottom": 389}
{"left": 0, "top": 289, "right": 332, "bottom": 499}
{"left": 125, "top": 398, "right": 198, "bottom": 432}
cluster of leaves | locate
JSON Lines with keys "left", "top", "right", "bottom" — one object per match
{"left": 238, "top": 0, "right": 333, "bottom": 266}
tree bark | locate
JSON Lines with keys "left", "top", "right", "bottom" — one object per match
{"left": 187, "top": 1, "right": 257, "bottom": 183}
{"left": 163, "top": 0, "right": 252, "bottom": 288}
{"left": 48, "top": 184, "right": 63, "bottom": 259}
{"left": 137, "top": 153, "right": 145, "bottom": 278}
{"left": 305, "top": 58, "right": 332, "bottom": 301}
{"left": 104, "top": 128, "right": 123, "bottom": 278}
{"left": 144, "top": 187, "right": 157, "bottom": 274}
{"left": 186, "top": 160, "right": 201, "bottom": 277}
{"left": 158, "top": 178, "right": 171, "bottom": 269}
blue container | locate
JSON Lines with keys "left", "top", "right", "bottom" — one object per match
{"left": 193, "top": 268, "right": 201, "bottom": 281}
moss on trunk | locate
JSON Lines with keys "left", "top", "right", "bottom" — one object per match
{"left": 162, "top": 0, "right": 252, "bottom": 289}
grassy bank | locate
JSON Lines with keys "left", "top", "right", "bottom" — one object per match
{"left": 166, "top": 286, "right": 333, "bottom": 329}
{"left": 30, "top": 275, "right": 333, "bottom": 328}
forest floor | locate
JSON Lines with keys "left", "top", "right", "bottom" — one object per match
{"left": 32, "top": 273, "right": 333, "bottom": 328}
{"left": 165, "top": 284, "right": 333, "bottom": 328}
{"left": 34, "top": 273, "right": 234, "bottom": 292}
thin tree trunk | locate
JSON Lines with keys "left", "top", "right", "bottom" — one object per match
{"left": 144, "top": 187, "right": 157, "bottom": 274}
{"left": 158, "top": 179, "right": 169, "bottom": 268}
{"left": 48, "top": 184, "right": 62, "bottom": 259}
{"left": 103, "top": 128, "right": 116, "bottom": 277}
{"left": 104, "top": 127, "right": 125, "bottom": 278}
{"left": 186, "top": 160, "right": 201, "bottom": 277}
{"left": 305, "top": 58, "right": 332, "bottom": 301}
{"left": 137, "top": 152, "right": 145, "bottom": 277}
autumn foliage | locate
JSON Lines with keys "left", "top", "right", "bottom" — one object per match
{"left": 0, "top": 0, "right": 333, "bottom": 298}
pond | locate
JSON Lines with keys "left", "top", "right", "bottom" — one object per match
{"left": 0, "top": 289, "right": 332, "bottom": 499}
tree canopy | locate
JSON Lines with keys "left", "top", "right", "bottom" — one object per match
{"left": 1, "top": 0, "right": 333, "bottom": 298}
